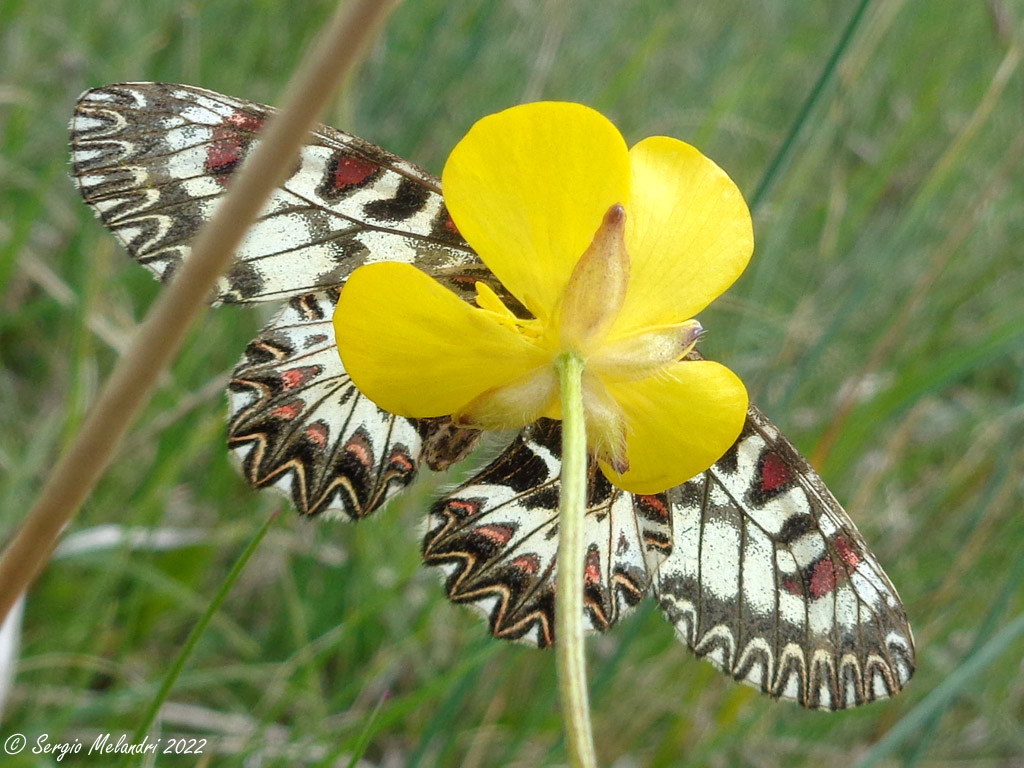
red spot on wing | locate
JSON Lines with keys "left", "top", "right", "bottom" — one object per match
{"left": 761, "top": 452, "right": 792, "bottom": 492}
{"left": 449, "top": 274, "right": 476, "bottom": 287}
{"left": 205, "top": 112, "right": 262, "bottom": 184}
{"left": 443, "top": 213, "right": 460, "bottom": 235}
{"left": 833, "top": 534, "right": 863, "bottom": 568}
{"left": 510, "top": 554, "right": 541, "bottom": 575}
{"left": 388, "top": 447, "right": 414, "bottom": 473}
{"left": 344, "top": 438, "right": 373, "bottom": 468}
{"left": 615, "top": 533, "right": 630, "bottom": 556}
{"left": 280, "top": 366, "right": 319, "bottom": 390}
{"left": 784, "top": 554, "right": 848, "bottom": 600}
{"left": 474, "top": 524, "right": 515, "bottom": 546}
{"left": 227, "top": 112, "right": 264, "bottom": 132}
{"left": 270, "top": 401, "right": 303, "bottom": 420}
{"left": 807, "top": 558, "right": 838, "bottom": 598}
{"left": 304, "top": 422, "right": 329, "bottom": 449}
{"left": 205, "top": 141, "right": 242, "bottom": 174}
{"left": 584, "top": 548, "right": 602, "bottom": 586}
{"left": 635, "top": 493, "right": 669, "bottom": 520}
{"left": 333, "top": 155, "right": 378, "bottom": 189}
{"left": 447, "top": 499, "right": 480, "bottom": 518}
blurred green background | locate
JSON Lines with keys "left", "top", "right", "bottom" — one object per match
{"left": 2, "top": 0, "right": 1023, "bottom": 765}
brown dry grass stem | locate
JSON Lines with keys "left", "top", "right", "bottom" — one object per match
{"left": 0, "top": 0, "right": 400, "bottom": 624}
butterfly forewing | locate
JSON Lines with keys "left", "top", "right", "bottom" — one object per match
{"left": 70, "top": 83, "right": 913, "bottom": 707}
{"left": 70, "top": 82, "right": 478, "bottom": 520}
{"left": 70, "top": 82, "right": 476, "bottom": 304}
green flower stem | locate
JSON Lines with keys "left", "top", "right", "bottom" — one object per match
{"left": 555, "top": 350, "right": 598, "bottom": 768}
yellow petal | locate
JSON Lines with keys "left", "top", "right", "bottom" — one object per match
{"left": 442, "top": 102, "right": 631, "bottom": 322}
{"left": 474, "top": 281, "right": 516, "bottom": 321}
{"left": 334, "top": 262, "right": 549, "bottom": 418}
{"left": 600, "top": 360, "right": 748, "bottom": 494}
{"left": 613, "top": 137, "right": 753, "bottom": 335}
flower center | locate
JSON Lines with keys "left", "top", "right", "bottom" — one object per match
{"left": 455, "top": 204, "right": 704, "bottom": 472}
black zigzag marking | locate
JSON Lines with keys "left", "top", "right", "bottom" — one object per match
{"left": 426, "top": 421, "right": 666, "bottom": 647}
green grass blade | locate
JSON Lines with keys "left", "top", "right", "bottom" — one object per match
{"left": 327, "top": 690, "right": 389, "bottom": 768}
{"left": 749, "top": 0, "right": 874, "bottom": 210}
{"left": 853, "top": 604, "right": 1024, "bottom": 768}
{"left": 120, "top": 509, "right": 279, "bottom": 763}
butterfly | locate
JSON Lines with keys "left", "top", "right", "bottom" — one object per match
{"left": 70, "top": 82, "right": 914, "bottom": 710}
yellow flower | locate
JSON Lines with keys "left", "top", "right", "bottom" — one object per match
{"left": 334, "top": 102, "right": 752, "bottom": 495}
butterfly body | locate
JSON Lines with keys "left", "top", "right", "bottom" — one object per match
{"left": 70, "top": 82, "right": 913, "bottom": 709}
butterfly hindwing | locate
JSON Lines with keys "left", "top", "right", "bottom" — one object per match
{"left": 655, "top": 406, "right": 914, "bottom": 709}
{"left": 428, "top": 412, "right": 913, "bottom": 709}
{"left": 425, "top": 420, "right": 671, "bottom": 647}
{"left": 227, "top": 288, "right": 423, "bottom": 518}
{"left": 69, "top": 82, "right": 476, "bottom": 304}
